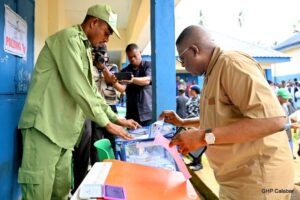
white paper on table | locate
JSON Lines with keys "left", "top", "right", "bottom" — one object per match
{"left": 71, "top": 162, "right": 112, "bottom": 200}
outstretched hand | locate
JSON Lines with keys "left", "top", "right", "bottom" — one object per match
{"left": 117, "top": 118, "right": 141, "bottom": 129}
{"left": 104, "top": 122, "right": 134, "bottom": 140}
{"left": 159, "top": 110, "right": 184, "bottom": 127}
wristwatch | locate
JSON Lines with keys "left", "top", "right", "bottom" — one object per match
{"left": 204, "top": 128, "right": 215, "bottom": 145}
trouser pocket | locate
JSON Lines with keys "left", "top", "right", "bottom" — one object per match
{"left": 18, "top": 168, "right": 44, "bottom": 200}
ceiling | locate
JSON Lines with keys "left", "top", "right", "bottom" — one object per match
{"left": 63, "top": 0, "right": 132, "bottom": 29}
{"left": 63, "top": 0, "right": 141, "bottom": 65}
{"left": 61, "top": 0, "right": 181, "bottom": 65}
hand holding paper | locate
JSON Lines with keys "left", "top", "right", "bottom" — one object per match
{"left": 170, "top": 128, "right": 206, "bottom": 155}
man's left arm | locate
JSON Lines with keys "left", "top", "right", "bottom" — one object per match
{"left": 170, "top": 116, "right": 285, "bottom": 155}
{"left": 131, "top": 76, "right": 151, "bottom": 86}
{"left": 211, "top": 116, "right": 285, "bottom": 144}
{"left": 132, "top": 61, "right": 151, "bottom": 86}
{"left": 120, "top": 75, "right": 151, "bottom": 86}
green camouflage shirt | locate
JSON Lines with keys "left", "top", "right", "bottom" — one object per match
{"left": 18, "top": 25, "right": 118, "bottom": 149}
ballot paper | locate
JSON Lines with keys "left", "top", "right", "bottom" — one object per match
{"left": 79, "top": 184, "right": 103, "bottom": 199}
{"left": 151, "top": 119, "right": 164, "bottom": 137}
{"left": 129, "top": 127, "right": 149, "bottom": 139}
{"left": 154, "top": 133, "right": 192, "bottom": 180}
{"left": 71, "top": 162, "right": 112, "bottom": 200}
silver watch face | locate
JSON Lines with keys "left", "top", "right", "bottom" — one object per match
{"left": 205, "top": 133, "right": 215, "bottom": 144}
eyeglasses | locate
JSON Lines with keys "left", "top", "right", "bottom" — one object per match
{"left": 176, "top": 47, "right": 191, "bottom": 64}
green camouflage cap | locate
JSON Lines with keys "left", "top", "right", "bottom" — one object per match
{"left": 87, "top": 4, "right": 120, "bottom": 38}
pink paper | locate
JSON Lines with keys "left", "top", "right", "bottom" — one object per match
{"left": 154, "top": 133, "right": 191, "bottom": 180}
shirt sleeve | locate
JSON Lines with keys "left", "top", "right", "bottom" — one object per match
{"left": 220, "top": 55, "right": 285, "bottom": 119}
{"left": 47, "top": 35, "right": 118, "bottom": 127}
{"left": 144, "top": 61, "right": 152, "bottom": 78}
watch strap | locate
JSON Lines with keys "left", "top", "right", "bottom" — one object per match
{"left": 205, "top": 128, "right": 212, "bottom": 133}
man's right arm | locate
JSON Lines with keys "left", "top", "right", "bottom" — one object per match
{"left": 50, "top": 36, "right": 117, "bottom": 127}
{"left": 159, "top": 110, "right": 200, "bottom": 128}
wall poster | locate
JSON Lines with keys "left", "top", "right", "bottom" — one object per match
{"left": 4, "top": 4, "right": 27, "bottom": 58}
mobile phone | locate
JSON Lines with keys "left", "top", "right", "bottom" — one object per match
{"left": 103, "top": 184, "right": 126, "bottom": 200}
{"left": 114, "top": 72, "right": 132, "bottom": 80}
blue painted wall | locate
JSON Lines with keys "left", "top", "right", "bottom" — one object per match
{"left": 273, "top": 73, "right": 300, "bottom": 84}
{"left": 0, "top": 0, "right": 34, "bottom": 199}
{"left": 264, "top": 69, "right": 272, "bottom": 82}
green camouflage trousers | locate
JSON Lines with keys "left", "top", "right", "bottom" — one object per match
{"left": 18, "top": 128, "right": 72, "bottom": 200}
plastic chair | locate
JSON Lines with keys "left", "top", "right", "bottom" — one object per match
{"left": 94, "top": 139, "right": 115, "bottom": 161}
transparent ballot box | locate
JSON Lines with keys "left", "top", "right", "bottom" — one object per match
{"left": 115, "top": 124, "right": 178, "bottom": 171}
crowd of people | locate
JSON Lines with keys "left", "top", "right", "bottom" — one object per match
{"left": 270, "top": 79, "right": 300, "bottom": 161}
{"left": 269, "top": 79, "right": 300, "bottom": 109}
{"left": 16, "top": 3, "right": 300, "bottom": 200}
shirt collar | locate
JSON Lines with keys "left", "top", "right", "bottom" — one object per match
{"left": 77, "top": 25, "right": 91, "bottom": 47}
{"left": 205, "top": 46, "right": 222, "bottom": 78}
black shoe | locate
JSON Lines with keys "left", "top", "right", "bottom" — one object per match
{"left": 298, "top": 149, "right": 300, "bottom": 157}
{"left": 191, "top": 164, "right": 203, "bottom": 171}
{"left": 186, "top": 161, "right": 197, "bottom": 167}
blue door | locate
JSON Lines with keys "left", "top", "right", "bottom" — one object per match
{"left": 0, "top": 0, "right": 34, "bottom": 199}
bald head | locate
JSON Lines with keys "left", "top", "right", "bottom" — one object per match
{"left": 176, "top": 25, "right": 216, "bottom": 76}
{"left": 176, "top": 25, "right": 215, "bottom": 51}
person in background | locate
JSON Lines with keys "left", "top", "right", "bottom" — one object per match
{"left": 176, "top": 84, "right": 188, "bottom": 119}
{"left": 287, "top": 81, "right": 298, "bottom": 108}
{"left": 295, "top": 81, "right": 300, "bottom": 108}
{"left": 185, "top": 85, "right": 207, "bottom": 171}
{"left": 17, "top": 5, "right": 140, "bottom": 199}
{"left": 71, "top": 120, "right": 92, "bottom": 194}
{"left": 117, "top": 43, "right": 153, "bottom": 126}
{"left": 179, "top": 79, "right": 186, "bottom": 88}
{"left": 177, "top": 79, "right": 186, "bottom": 96}
{"left": 184, "top": 77, "right": 192, "bottom": 96}
{"left": 281, "top": 80, "right": 287, "bottom": 89}
{"left": 186, "top": 85, "right": 201, "bottom": 119}
{"left": 289, "top": 110, "right": 300, "bottom": 157}
{"left": 119, "top": 92, "right": 126, "bottom": 107}
{"left": 294, "top": 78, "right": 298, "bottom": 84}
{"left": 176, "top": 75, "right": 181, "bottom": 95}
{"left": 91, "top": 44, "right": 125, "bottom": 159}
{"left": 92, "top": 44, "right": 122, "bottom": 113}
{"left": 160, "top": 25, "right": 294, "bottom": 199}
{"left": 267, "top": 79, "right": 278, "bottom": 94}
{"left": 277, "top": 88, "right": 297, "bottom": 159}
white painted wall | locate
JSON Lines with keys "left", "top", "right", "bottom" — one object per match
{"left": 272, "top": 46, "right": 300, "bottom": 78}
